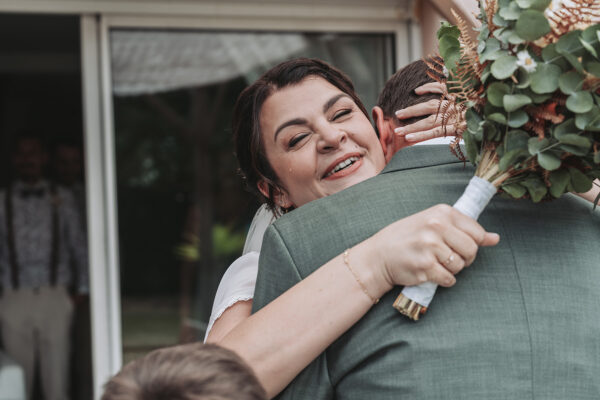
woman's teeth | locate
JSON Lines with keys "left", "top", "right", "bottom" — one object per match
{"left": 325, "top": 156, "right": 359, "bottom": 178}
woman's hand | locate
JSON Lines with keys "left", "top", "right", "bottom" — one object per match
{"left": 393, "top": 82, "right": 465, "bottom": 146}
{"left": 353, "top": 204, "right": 500, "bottom": 295}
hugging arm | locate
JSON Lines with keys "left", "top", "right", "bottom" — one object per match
{"left": 208, "top": 205, "right": 499, "bottom": 398}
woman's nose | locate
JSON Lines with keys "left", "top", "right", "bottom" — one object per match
{"left": 317, "top": 126, "right": 346, "bottom": 152}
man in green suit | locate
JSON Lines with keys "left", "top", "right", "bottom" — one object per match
{"left": 252, "top": 62, "right": 600, "bottom": 399}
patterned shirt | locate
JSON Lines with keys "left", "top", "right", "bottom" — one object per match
{"left": 0, "top": 180, "right": 88, "bottom": 293}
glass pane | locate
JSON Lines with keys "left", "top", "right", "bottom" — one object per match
{"left": 0, "top": 13, "right": 93, "bottom": 400}
{"left": 110, "top": 29, "right": 395, "bottom": 362}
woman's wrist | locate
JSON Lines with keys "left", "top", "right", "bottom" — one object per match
{"left": 347, "top": 240, "right": 393, "bottom": 301}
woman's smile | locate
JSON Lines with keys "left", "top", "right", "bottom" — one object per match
{"left": 322, "top": 153, "right": 363, "bottom": 180}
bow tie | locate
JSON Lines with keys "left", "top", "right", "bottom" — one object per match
{"left": 20, "top": 188, "right": 45, "bottom": 198}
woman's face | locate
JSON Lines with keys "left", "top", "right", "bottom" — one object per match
{"left": 260, "top": 76, "right": 386, "bottom": 208}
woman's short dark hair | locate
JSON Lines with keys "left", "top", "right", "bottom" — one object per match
{"left": 233, "top": 58, "right": 368, "bottom": 212}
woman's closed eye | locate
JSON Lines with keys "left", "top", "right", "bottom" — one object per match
{"left": 288, "top": 133, "right": 309, "bottom": 148}
{"left": 332, "top": 109, "right": 352, "bottom": 121}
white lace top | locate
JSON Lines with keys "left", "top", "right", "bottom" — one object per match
{"left": 205, "top": 204, "right": 276, "bottom": 340}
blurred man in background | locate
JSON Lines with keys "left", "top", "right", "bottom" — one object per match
{"left": 0, "top": 133, "right": 88, "bottom": 400}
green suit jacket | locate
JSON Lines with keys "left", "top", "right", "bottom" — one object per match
{"left": 252, "top": 145, "right": 600, "bottom": 400}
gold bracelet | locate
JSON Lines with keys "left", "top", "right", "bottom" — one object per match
{"left": 343, "top": 249, "right": 379, "bottom": 305}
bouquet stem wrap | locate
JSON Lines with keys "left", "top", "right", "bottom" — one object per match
{"left": 393, "top": 176, "right": 497, "bottom": 320}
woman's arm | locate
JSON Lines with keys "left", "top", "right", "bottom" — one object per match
{"left": 211, "top": 205, "right": 499, "bottom": 398}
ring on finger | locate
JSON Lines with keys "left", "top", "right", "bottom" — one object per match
{"left": 442, "top": 253, "right": 455, "bottom": 268}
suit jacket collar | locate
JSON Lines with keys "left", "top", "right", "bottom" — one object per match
{"left": 381, "top": 145, "right": 464, "bottom": 174}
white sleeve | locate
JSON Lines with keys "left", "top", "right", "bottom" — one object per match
{"left": 204, "top": 205, "right": 276, "bottom": 341}
{"left": 242, "top": 204, "right": 277, "bottom": 254}
{"left": 204, "top": 252, "right": 259, "bottom": 341}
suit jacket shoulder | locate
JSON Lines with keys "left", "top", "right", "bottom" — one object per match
{"left": 253, "top": 145, "right": 600, "bottom": 400}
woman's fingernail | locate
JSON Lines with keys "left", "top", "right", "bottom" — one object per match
{"left": 395, "top": 110, "right": 404, "bottom": 118}
{"left": 405, "top": 134, "right": 416, "bottom": 141}
{"left": 394, "top": 127, "right": 404, "bottom": 135}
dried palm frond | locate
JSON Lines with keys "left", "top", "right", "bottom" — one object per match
{"left": 484, "top": 0, "right": 500, "bottom": 34}
{"left": 544, "top": 0, "right": 600, "bottom": 43}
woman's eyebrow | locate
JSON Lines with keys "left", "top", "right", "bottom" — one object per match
{"left": 323, "top": 94, "right": 351, "bottom": 113}
{"left": 274, "top": 118, "right": 307, "bottom": 140}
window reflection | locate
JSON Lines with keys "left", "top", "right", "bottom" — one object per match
{"left": 111, "top": 30, "right": 394, "bottom": 362}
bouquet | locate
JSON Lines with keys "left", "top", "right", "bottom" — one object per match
{"left": 393, "top": 0, "right": 600, "bottom": 321}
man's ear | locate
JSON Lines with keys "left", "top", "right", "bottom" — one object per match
{"left": 257, "top": 180, "right": 293, "bottom": 209}
{"left": 372, "top": 106, "right": 394, "bottom": 163}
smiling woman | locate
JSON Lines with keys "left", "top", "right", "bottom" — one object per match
{"left": 206, "top": 58, "right": 499, "bottom": 398}
{"left": 258, "top": 76, "right": 386, "bottom": 208}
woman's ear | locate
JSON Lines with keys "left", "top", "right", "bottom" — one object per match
{"left": 257, "top": 180, "right": 293, "bottom": 209}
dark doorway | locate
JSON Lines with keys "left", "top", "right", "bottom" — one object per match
{"left": 0, "top": 13, "right": 92, "bottom": 400}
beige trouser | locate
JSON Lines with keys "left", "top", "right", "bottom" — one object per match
{"left": 0, "top": 286, "right": 73, "bottom": 400}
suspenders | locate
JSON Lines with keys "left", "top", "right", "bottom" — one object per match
{"left": 4, "top": 184, "right": 61, "bottom": 289}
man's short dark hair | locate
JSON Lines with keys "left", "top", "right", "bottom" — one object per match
{"left": 101, "top": 343, "right": 267, "bottom": 400}
{"left": 376, "top": 58, "right": 442, "bottom": 125}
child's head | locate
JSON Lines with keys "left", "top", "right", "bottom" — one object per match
{"left": 102, "top": 343, "right": 267, "bottom": 400}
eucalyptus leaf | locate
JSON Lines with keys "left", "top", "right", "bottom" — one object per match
{"left": 586, "top": 61, "right": 600, "bottom": 77}
{"left": 483, "top": 121, "right": 500, "bottom": 141}
{"left": 499, "top": 2, "right": 521, "bottom": 20}
{"left": 479, "top": 38, "right": 502, "bottom": 62}
{"left": 541, "top": 43, "right": 570, "bottom": 70}
{"left": 487, "top": 82, "right": 511, "bottom": 107}
{"left": 558, "top": 71, "right": 584, "bottom": 95}
{"left": 478, "top": 37, "right": 487, "bottom": 53}
{"left": 505, "top": 129, "right": 530, "bottom": 152}
{"left": 465, "top": 108, "right": 483, "bottom": 132}
{"left": 556, "top": 31, "right": 585, "bottom": 57}
{"left": 515, "top": 68, "right": 531, "bottom": 89}
{"left": 516, "top": 10, "right": 551, "bottom": 41}
{"left": 515, "top": 0, "right": 551, "bottom": 10}
{"left": 558, "top": 134, "right": 592, "bottom": 149}
{"left": 499, "top": 149, "right": 529, "bottom": 171}
{"left": 569, "top": 168, "right": 593, "bottom": 193}
{"left": 493, "top": 13, "right": 508, "bottom": 28}
{"left": 463, "top": 130, "right": 479, "bottom": 164}
{"left": 563, "top": 52, "right": 585, "bottom": 73}
{"left": 508, "top": 110, "right": 529, "bottom": 128}
{"left": 579, "top": 37, "right": 598, "bottom": 59}
{"left": 552, "top": 118, "right": 577, "bottom": 139}
{"left": 549, "top": 169, "right": 570, "bottom": 197}
{"left": 504, "top": 94, "right": 532, "bottom": 112}
{"left": 530, "top": 63, "right": 561, "bottom": 93}
{"left": 521, "top": 177, "right": 548, "bottom": 202}
{"left": 529, "top": 91, "right": 552, "bottom": 103}
{"left": 566, "top": 91, "right": 594, "bottom": 113}
{"left": 488, "top": 112, "right": 508, "bottom": 125}
{"left": 437, "top": 22, "right": 460, "bottom": 40}
{"left": 582, "top": 24, "right": 600, "bottom": 42}
{"left": 491, "top": 55, "right": 518, "bottom": 79}
{"left": 508, "top": 31, "right": 526, "bottom": 45}
{"left": 439, "top": 34, "right": 460, "bottom": 52}
{"left": 528, "top": 137, "right": 550, "bottom": 155}
{"left": 537, "top": 152, "right": 562, "bottom": 170}
{"left": 502, "top": 183, "right": 527, "bottom": 198}
{"left": 575, "top": 106, "right": 600, "bottom": 131}
{"left": 559, "top": 144, "right": 589, "bottom": 156}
